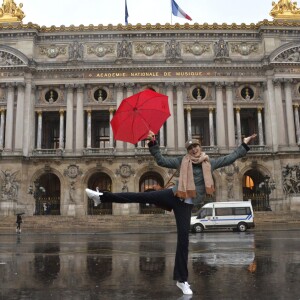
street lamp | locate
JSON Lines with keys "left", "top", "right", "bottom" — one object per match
{"left": 258, "top": 175, "right": 276, "bottom": 211}
{"left": 28, "top": 180, "right": 46, "bottom": 215}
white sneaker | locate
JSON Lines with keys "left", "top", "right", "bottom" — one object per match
{"left": 85, "top": 188, "right": 103, "bottom": 207}
{"left": 176, "top": 282, "right": 193, "bottom": 295}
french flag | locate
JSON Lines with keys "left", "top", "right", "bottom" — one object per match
{"left": 171, "top": 0, "right": 192, "bottom": 21}
{"left": 125, "top": 0, "right": 129, "bottom": 25}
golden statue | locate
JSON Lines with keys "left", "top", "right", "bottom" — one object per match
{"left": 0, "top": 0, "right": 25, "bottom": 23}
{"left": 270, "top": 0, "right": 300, "bottom": 20}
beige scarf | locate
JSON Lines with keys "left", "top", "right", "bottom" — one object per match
{"left": 176, "top": 152, "right": 215, "bottom": 199}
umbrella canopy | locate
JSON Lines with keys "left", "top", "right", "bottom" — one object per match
{"left": 111, "top": 89, "right": 170, "bottom": 144}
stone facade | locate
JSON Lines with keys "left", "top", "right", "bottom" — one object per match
{"left": 0, "top": 18, "right": 300, "bottom": 216}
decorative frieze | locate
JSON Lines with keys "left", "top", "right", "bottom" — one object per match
{"left": 135, "top": 42, "right": 163, "bottom": 56}
{"left": 87, "top": 43, "right": 114, "bottom": 57}
{"left": 231, "top": 42, "right": 258, "bottom": 56}
{"left": 0, "top": 170, "right": 19, "bottom": 201}
{"left": 183, "top": 42, "right": 210, "bottom": 56}
{"left": 39, "top": 44, "right": 67, "bottom": 58}
{"left": 69, "top": 41, "right": 84, "bottom": 61}
{"left": 282, "top": 164, "right": 300, "bottom": 194}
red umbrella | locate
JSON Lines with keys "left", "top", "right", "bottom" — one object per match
{"left": 111, "top": 89, "right": 170, "bottom": 144}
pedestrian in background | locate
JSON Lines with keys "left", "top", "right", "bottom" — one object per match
{"left": 16, "top": 214, "right": 22, "bottom": 234}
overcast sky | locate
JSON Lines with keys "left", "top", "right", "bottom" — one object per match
{"left": 21, "top": 0, "right": 274, "bottom": 27}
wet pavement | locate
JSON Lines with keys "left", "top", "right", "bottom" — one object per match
{"left": 0, "top": 225, "right": 299, "bottom": 300}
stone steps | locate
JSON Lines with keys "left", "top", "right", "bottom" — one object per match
{"left": 1, "top": 212, "right": 300, "bottom": 232}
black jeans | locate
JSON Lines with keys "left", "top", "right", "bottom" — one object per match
{"left": 101, "top": 189, "right": 193, "bottom": 282}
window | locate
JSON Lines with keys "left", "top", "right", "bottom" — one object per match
{"left": 215, "top": 208, "right": 232, "bottom": 216}
{"left": 234, "top": 207, "right": 251, "bottom": 215}
{"left": 198, "top": 208, "right": 213, "bottom": 218}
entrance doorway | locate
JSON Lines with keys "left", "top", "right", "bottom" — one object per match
{"left": 35, "top": 173, "right": 61, "bottom": 215}
{"left": 243, "top": 169, "right": 265, "bottom": 211}
{"left": 87, "top": 172, "right": 112, "bottom": 215}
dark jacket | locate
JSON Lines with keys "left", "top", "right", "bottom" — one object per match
{"left": 149, "top": 142, "right": 249, "bottom": 205}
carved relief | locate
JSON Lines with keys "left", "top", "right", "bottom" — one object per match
{"left": 274, "top": 47, "right": 300, "bottom": 62}
{"left": 0, "top": 51, "right": 24, "bottom": 66}
{"left": 135, "top": 42, "right": 163, "bottom": 56}
{"left": 0, "top": 170, "right": 19, "bottom": 201}
{"left": 117, "top": 40, "right": 132, "bottom": 58}
{"left": 64, "top": 164, "right": 82, "bottom": 179}
{"left": 87, "top": 43, "right": 114, "bottom": 57}
{"left": 116, "top": 164, "right": 135, "bottom": 178}
{"left": 69, "top": 41, "right": 84, "bottom": 60}
{"left": 282, "top": 164, "right": 300, "bottom": 194}
{"left": 39, "top": 45, "right": 66, "bottom": 58}
{"left": 183, "top": 42, "right": 210, "bottom": 56}
{"left": 166, "top": 39, "right": 181, "bottom": 60}
{"left": 214, "top": 39, "right": 229, "bottom": 58}
{"left": 231, "top": 43, "right": 258, "bottom": 56}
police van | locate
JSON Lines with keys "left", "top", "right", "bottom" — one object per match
{"left": 190, "top": 201, "right": 255, "bottom": 233}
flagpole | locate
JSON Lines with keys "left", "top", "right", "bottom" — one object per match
{"left": 170, "top": 0, "right": 173, "bottom": 24}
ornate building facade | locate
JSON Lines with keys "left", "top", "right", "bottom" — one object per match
{"left": 0, "top": 0, "right": 300, "bottom": 216}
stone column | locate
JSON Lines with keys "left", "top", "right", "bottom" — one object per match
{"left": 59, "top": 109, "right": 65, "bottom": 149}
{"left": 126, "top": 84, "right": 135, "bottom": 150}
{"left": 225, "top": 83, "right": 235, "bottom": 148}
{"left": 115, "top": 83, "right": 124, "bottom": 151}
{"left": 75, "top": 85, "right": 84, "bottom": 152}
{"left": 176, "top": 83, "right": 185, "bottom": 150}
{"left": 65, "top": 85, "right": 74, "bottom": 152}
{"left": 215, "top": 83, "right": 226, "bottom": 148}
{"left": 22, "top": 77, "right": 34, "bottom": 156}
{"left": 284, "top": 79, "right": 296, "bottom": 146}
{"left": 166, "top": 83, "right": 175, "bottom": 149}
{"left": 4, "top": 84, "right": 14, "bottom": 150}
{"left": 209, "top": 107, "right": 215, "bottom": 147}
{"left": 36, "top": 111, "right": 43, "bottom": 150}
{"left": 0, "top": 109, "right": 5, "bottom": 149}
{"left": 257, "top": 107, "right": 264, "bottom": 146}
{"left": 14, "top": 83, "right": 25, "bottom": 151}
{"left": 266, "top": 78, "right": 278, "bottom": 151}
{"left": 294, "top": 104, "right": 300, "bottom": 145}
{"left": 86, "top": 109, "right": 92, "bottom": 149}
{"left": 186, "top": 106, "right": 192, "bottom": 140}
{"left": 159, "top": 125, "right": 165, "bottom": 147}
{"left": 235, "top": 107, "right": 242, "bottom": 145}
{"left": 273, "top": 79, "right": 286, "bottom": 146}
{"left": 262, "top": 82, "right": 272, "bottom": 147}
{"left": 109, "top": 107, "right": 114, "bottom": 148}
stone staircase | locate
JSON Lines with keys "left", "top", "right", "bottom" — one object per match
{"left": 0, "top": 211, "right": 300, "bottom": 233}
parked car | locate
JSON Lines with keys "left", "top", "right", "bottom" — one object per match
{"left": 190, "top": 201, "right": 255, "bottom": 233}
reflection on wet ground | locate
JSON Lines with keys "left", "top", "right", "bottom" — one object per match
{"left": 0, "top": 226, "right": 299, "bottom": 300}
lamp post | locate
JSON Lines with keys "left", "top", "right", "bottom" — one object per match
{"left": 258, "top": 175, "right": 276, "bottom": 211}
{"left": 28, "top": 180, "right": 46, "bottom": 215}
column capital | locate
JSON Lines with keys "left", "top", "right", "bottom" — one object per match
{"left": 165, "top": 82, "right": 174, "bottom": 89}
{"left": 75, "top": 84, "right": 85, "bottom": 93}
{"left": 65, "top": 84, "right": 75, "bottom": 91}
{"left": 0, "top": 108, "right": 6, "bottom": 113}
{"left": 17, "top": 82, "right": 25, "bottom": 89}
{"left": 215, "top": 82, "right": 224, "bottom": 90}
{"left": 185, "top": 105, "right": 192, "bottom": 112}
{"left": 225, "top": 82, "right": 234, "bottom": 89}
{"left": 294, "top": 103, "right": 299, "bottom": 108}
{"left": 115, "top": 83, "right": 124, "bottom": 91}
{"left": 36, "top": 110, "right": 43, "bottom": 116}
{"left": 257, "top": 106, "right": 263, "bottom": 112}
{"left": 283, "top": 78, "right": 294, "bottom": 86}
{"left": 235, "top": 106, "right": 241, "bottom": 112}
{"left": 86, "top": 108, "right": 92, "bottom": 114}
{"left": 124, "top": 83, "right": 134, "bottom": 89}
{"left": 109, "top": 107, "right": 115, "bottom": 113}
{"left": 59, "top": 109, "right": 65, "bottom": 115}
{"left": 209, "top": 106, "right": 215, "bottom": 112}
{"left": 272, "top": 78, "right": 283, "bottom": 86}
